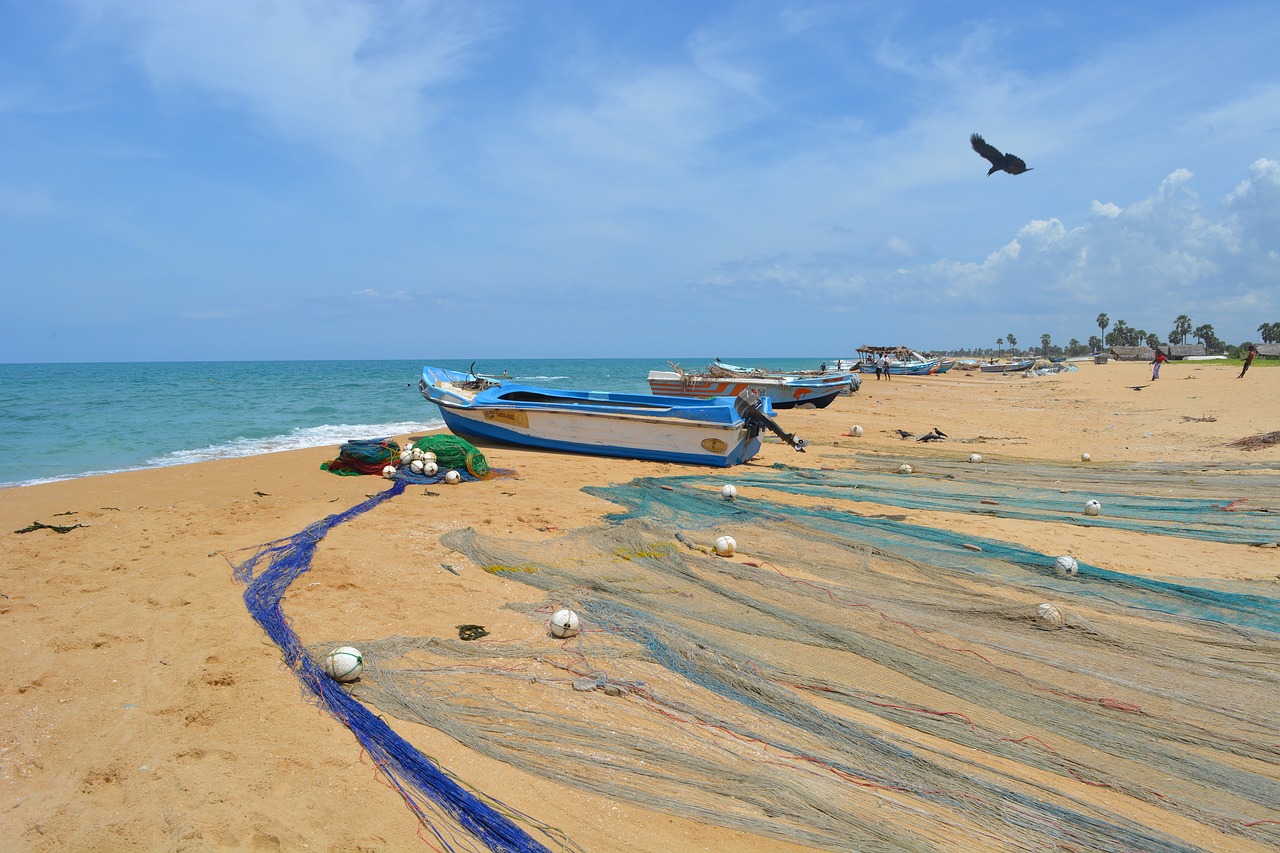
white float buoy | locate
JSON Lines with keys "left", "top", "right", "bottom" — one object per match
{"left": 850, "top": 425, "right": 864, "bottom": 437}
{"left": 399, "top": 450, "right": 413, "bottom": 465}
{"left": 1084, "top": 499, "right": 1101, "bottom": 516}
{"left": 721, "top": 484, "right": 737, "bottom": 500}
{"left": 445, "top": 469, "right": 462, "bottom": 484}
{"left": 1080, "top": 452, "right": 1092, "bottom": 462}
{"left": 382, "top": 465, "right": 397, "bottom": 479}
{"left": 898, "top": 463, "right": 913, "bottom": 475}
{"left": 969, "top": 453, "right": 982, "bottom": 463}
{"left": 1035, "top": 603, "right": 1064, "bottom": 628}
{"left": 322, "top": 646, "right": 364, "bottom": 682}
{"left": 1054, "top": 555, "right": 1079, "bottom": 577}
{"left": 713, "top": 535, "right": 737, "bottom": 557}
{"left": 550, "top": 608, "right": 580, "bottom": 638}
{"left": 423, "top": 461, "right": 439, "bottom": 476}
{"left": 410, "top": 459, "right": 425, "bottom": 474}
{"left": 410, "top": 447, "right": 425, "bottom": 461}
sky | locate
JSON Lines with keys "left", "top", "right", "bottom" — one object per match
{"left": 2, "top": 0, "right": 1278, "bottom": 362}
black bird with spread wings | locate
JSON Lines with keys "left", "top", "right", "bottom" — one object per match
{"left": 970, "top": 133, "right": 1032, "bottom": 176}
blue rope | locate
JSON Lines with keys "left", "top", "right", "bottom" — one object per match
{"left": 234, "top": 480, "right": 550, "bottom": 853}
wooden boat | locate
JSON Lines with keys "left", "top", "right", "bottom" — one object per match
{"left": 978, "top": 358, "right": 1036, "bottom": 373}
{"left": 647, "top": 362, "right": 847, "bottom": 408}
{"left": 420, "top": 366, "right": 806, "bottom": 467}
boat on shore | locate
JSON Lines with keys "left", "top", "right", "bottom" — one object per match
{"left": 419, "top": 365, "right": 806, "bottom": 467}
{"left": 978, "top": 358, "right": 1036, "bottom": 373}
{"left": 852, "top": 346, "right": 942, "bottom": 376}
{"left": 646, "top": 361, "right": 849, "bottom": 408}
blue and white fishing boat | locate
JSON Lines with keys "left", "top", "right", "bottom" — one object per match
{"left": 419, "top": 366, "right": 806, "bottom": 467}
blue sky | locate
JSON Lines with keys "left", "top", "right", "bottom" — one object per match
{"left": 2, "top": 1, "right": 1277, "bottom": 362}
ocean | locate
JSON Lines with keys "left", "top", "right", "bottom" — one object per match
{"left": 0, "top": 356, "right": 831, "bottom": 488}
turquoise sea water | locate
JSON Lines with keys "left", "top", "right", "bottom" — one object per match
{"left": 0, "top": 357, "right": 830, "bottom": 488}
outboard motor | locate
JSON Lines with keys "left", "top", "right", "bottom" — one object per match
{"left": 734, "top": 390, "right": 807, "bottom": 452}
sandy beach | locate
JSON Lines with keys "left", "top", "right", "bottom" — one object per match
{"left": 3, "top": 359, "right": 1278, "bottom": 852}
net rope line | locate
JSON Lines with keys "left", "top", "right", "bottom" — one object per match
{"left": 726, "top": 460, "right": 1280, "bottom": 545}
{"left": 231, "top": 479, "right": 558, "bottom": 853}
{"left": 341, "top": 469, "right": 1280, "bottom": 851}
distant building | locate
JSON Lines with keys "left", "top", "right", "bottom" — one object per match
{"left": 1257, "top": 344, "right": 1280, "bottom": 358}
{"left": 1166, "top": 344, "right": 1206, "bottom": 359}
{"left": 1109, "top": 346, "right": 1155, "bottom": 361}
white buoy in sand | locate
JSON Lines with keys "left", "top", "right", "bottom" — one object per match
{"left": 1084, "top": 499, "right": 1101, "bottom": 516}
{"left": 713, "top": 535, "right": 737, "bottom": 557}
{"left": 1035, "top": 603, "right": 1064, "bottom": 628}
{"left": 969, "top": 453, "right": 982, "bottom": 463}
{"left": 850, "top": 425, "right": 864, "bottom": 437}
{"left": 445, "top": 469, "right": 462, "bottom": 484}
{"left": 322, "top": 646, "right": 364, "bottom": 682}
{"left": 897, "top": 463, "right": 913, "bottom": 475}
{"left": 721, "top": 484, "right": 737, "bottom": 500}
{"left": 399, "top": 450, "right": 414, "bottom": 465}
{"left": 382, "top": 465, "right": 397, "bottom": 479}
{"left": 550, "top": 608, "right": 580, "bottom": 638}
{"left": 1054, "top": 555, "right": 1079, "bottom": 577}
{"left": 1080, "top": 452, "right": 1092, "bottom": 462}
{"left": 410, "top": 459, "right": 425, "bottom": 474}
{"left": 423, "top": 461, "right": 439, "bottom": 476}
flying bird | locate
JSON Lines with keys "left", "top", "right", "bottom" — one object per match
{"left": 970, "top": 134, "right": 1032, "bottom": 176}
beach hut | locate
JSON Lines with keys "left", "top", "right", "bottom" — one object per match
{"left": 1108, "top": 346, "right": 1155, "bottom": 362}
{"left": 1167, "top": 344, "right": 1206, "bottom": 360}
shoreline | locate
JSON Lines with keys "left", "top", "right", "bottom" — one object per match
{"left": 3, "top": 360, "right": 1278, "bottom": 852}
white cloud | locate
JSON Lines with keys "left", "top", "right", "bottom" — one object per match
{"left": 81, "top": 0, "right": 504, "bottom": 160}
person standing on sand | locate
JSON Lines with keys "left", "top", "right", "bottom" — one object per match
{"left": 1239, "top": 344, "right": 1257, "bottom": 379}
{"left": 1151, "top": 348, "right": 1168, "bottom": 380}
{"left": 878, "top": 355, "right": 891, "bottom": 380}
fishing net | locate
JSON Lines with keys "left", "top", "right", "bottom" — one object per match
{"left": 233, "top": 481, "right": 562, "bottom": 853}
{"left": 411, "top": 434, "right": 494, "bottom": 478}
{"left": 320, "top": 438, "right": 401, "bottom": 476}
{"left": 339, "top": 466, "right": 1280, "bottom": 852}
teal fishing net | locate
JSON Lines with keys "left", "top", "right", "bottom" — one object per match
{"left": 339, "top": 464, "right": 1280, "bottom": 852}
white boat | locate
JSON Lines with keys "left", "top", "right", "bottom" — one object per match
{"left": 646, "top": 362, "right": 849, "bottom": 408}
{"left": 419, "top": 366, "right": 806, "bottom": 467}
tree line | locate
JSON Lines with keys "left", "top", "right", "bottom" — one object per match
{"left": 953, "top": 317, "right": 1278, "bottom": 360}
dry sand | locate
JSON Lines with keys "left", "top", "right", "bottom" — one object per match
{"left": 2, "top": 359, "right": 1277, "bottom": 852}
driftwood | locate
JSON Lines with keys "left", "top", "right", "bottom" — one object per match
{"left": 16, "top": 520, "right": 85, "bottom": 534}
{"left": 1182, "top": 415, "right": 1218, "bottom": 423}
{"left": 1228, "top": 431, "right": 1280, "bottom": 451}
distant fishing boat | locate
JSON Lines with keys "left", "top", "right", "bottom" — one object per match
{"left": 646, "top": 361, "right": 848, "bottom": 408}
{"left": 853, "top": 346, "right": 941, "bottom": 376}
{"left": 978, "top": 358, "right": 1036, "bottom": 373}
{"left": 419, "top": 365, "right": 806, "bottom": 467}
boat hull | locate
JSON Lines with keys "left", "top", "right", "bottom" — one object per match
{"left": 646, "top": 370, "right": 844, "bottom": 408}
{"left": 421, "top": 367, "right": 765, "bottom": 467}
{"left": 978, "top": 359, "right": 1036, "bottom": 373}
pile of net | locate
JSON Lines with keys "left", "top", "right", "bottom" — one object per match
{"left": 321, "top": 434, "right": 496, "bottom": 481}
{"left": 320, "top": 438, "right": 401, "bottom": 476}
{"left": 339, "top": 468, "right": 1280, "bottom": 852}
{"left": 409, "top": 434, "right": 493, "bottom": 478}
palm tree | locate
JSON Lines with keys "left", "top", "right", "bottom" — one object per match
{"left": 1096, "top": 313, "right": 1110, "bottom": 351}
{"left": 1041, "top": 333, "right": 1051, "bottom": 356}
{"left": 1171, "top": 315, "right": 1192, "bottom": 345}
{"left": 996, "top": 337, "right": 1003, "bottom": 356}
{"left": 1007, "top": 333, "right": 1018, "bottom": 354}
